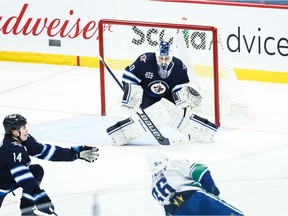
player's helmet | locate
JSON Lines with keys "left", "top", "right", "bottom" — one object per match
{"left": 146, "top": 151, "right": 168, "bottom": 172}
{"left": 3, "top": 114, "right": 27, "bottom": 135}
{"left": 156, "top": 41, "right": 174, "bottom": 79}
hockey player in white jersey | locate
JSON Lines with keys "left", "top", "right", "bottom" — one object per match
{"left": 146, "top": 151, "right": 243, "bottom": 215}
{"left": 106, "top": 41, "right": 218, "bottom": 146}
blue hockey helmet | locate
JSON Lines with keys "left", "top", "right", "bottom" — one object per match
{"left": 156, "top": 41, "right": 174, "bottom": 78}
{"left": 159, "top": 41, "right": 171, "bottom": 57}
{"left": 3, "top": 114, "right": 27, "bottom": 134}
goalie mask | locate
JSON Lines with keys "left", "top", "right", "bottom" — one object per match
{"left": 156, "top": 41, "right": 174, "bottom": 79}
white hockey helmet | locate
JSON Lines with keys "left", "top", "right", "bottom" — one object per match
{"left": 156, "top": 41, "right": 174, "bottom": 79}
{"left": 146, "top": 151, "right": 168, "bottom": 172}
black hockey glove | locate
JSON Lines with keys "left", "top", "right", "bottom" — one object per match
{"left": 72, "top": 145, "right": 99, "bottom": 163}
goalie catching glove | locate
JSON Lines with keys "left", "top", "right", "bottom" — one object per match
{"left": 72, "top": 145, "right": 99, "bottom": 163}
{"left": 172, "top": 84, "right": 202, "bottom": 109}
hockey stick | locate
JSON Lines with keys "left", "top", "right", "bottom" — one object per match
{"left": 100, "top": 58, "right": 170, "bottom": 145}
{"left": 100, "top": 59, "right": 124, "bottom": 91}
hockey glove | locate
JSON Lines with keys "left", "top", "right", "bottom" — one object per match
{"left": 72, "top": 145, "right": 99, "bottom": 163}
{"left": 172, "top": 85, "right": 202, "bottom": 109}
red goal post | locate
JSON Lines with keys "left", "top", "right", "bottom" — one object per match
{"left": 98, "top": 19, "right": 221, "bottom": 126}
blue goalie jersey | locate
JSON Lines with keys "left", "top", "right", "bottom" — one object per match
{"left": 122, "top": 52, "right": 190, "bottom": 107}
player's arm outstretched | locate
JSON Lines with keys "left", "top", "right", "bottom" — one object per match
{"left": 1, "top": 114, "right": 100, "bottom": 215}
{"left": 25, "top": 134, "right": 99, "bottom": 163}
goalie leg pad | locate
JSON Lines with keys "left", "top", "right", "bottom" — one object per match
{"left": 106, "top": 115, "right": 146, "bottom": 146}
{"left": 143, "top": 99, "right": 172, "bottom": 127}
{"left": 178, "top": 114, "right": 218, "bottom": 143}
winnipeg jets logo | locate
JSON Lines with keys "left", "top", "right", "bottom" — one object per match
{"left": 140, "top": 54, "right": 147, "bottom": 63}
{"left": 153, "top": 84, "right": 164, "bottom": 93}
{"left": 148, "top": 80, "right": 169, "bottom": 96}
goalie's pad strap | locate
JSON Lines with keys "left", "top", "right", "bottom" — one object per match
{"left": 190, "top": 114, "right": 218, "bottom": 132}
{"left": 106, "top": 115, "right": 146, "bottom": 146}
{"left": 177, "top": 113, "right": 218, "bottom": 143}
{"left": 107, "top": 118, "right": 134, "bottom": 135}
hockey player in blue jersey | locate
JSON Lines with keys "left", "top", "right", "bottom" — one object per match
{"left": 122, "top": 41, "right": 190, "bottom": 109}
{"left": 0, "top": 114, "right": 99, "bottom": 215}
{"left": 107, "top": 41, "right": 218, "bottom": 146}
{"left": 146, "top": 151, "right": 244, "bottom": 215}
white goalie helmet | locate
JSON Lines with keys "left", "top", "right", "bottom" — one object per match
{"left": 156, "top": 41, "right": 174, "bottom": 79}
{"left": 146, "top": 151, "right": 168, "bottom": 172}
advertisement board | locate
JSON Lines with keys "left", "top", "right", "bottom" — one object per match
{"left": 0, "top": 0, "right": 287, "bottom": 82}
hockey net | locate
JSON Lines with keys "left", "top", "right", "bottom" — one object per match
{"left": 98, "top": 19, "right": 254, "bottom": 126}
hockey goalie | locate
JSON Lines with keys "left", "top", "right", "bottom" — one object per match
{"left": 106, "top": 41, "right": 218, "bottom": 146}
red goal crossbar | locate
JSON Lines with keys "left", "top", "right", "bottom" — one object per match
{"left": 98, "top": 19, "right": 220, "bottom": 126}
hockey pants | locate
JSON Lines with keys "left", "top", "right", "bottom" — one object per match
{"left": 171, "top": 190, "right": 243, "bottom": 215}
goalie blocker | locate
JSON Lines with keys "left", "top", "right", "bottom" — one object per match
{"left": 106, "top": 99, "right": 218, "bottom": 146}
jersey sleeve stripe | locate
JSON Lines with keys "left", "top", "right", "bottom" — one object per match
{"left": 34, "top": 144, "right": 48, "bottom": 157}
{"left": 10, "top": 165, "right": 29, "bottom": 175}
{"left": 171, "top": 83, "right": 186, "bottom": 93}
{"left": 0, "top": 188, "right": 12, "bottom": 196}
{"left": 44, "top": 145, "right": 56, "bottom": 160}
{"left": 122, "top": 70, "right": 142, "bottom": 84}
{"left": 34, "top": 144, "right": 56, "bottom": 160}
{"left": 14, "top": 172, "right": 34, "bottom": 183}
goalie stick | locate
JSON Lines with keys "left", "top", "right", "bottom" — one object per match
{"left": 100, "top": 58, "right": 170, "bottom": 145}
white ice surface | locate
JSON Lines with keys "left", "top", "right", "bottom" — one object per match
{"left": 0, "top": 62, "right": 287, "bottom": 216}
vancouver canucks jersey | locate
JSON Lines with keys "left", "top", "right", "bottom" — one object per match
{"left": 0, "top": 134, "right": 76, "bottom": 197}
{"left": 150, "top": 159, "right": 219, "bottom": 206}
{"left": 122, "top": 52, "right": 189, "bottom": 105}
